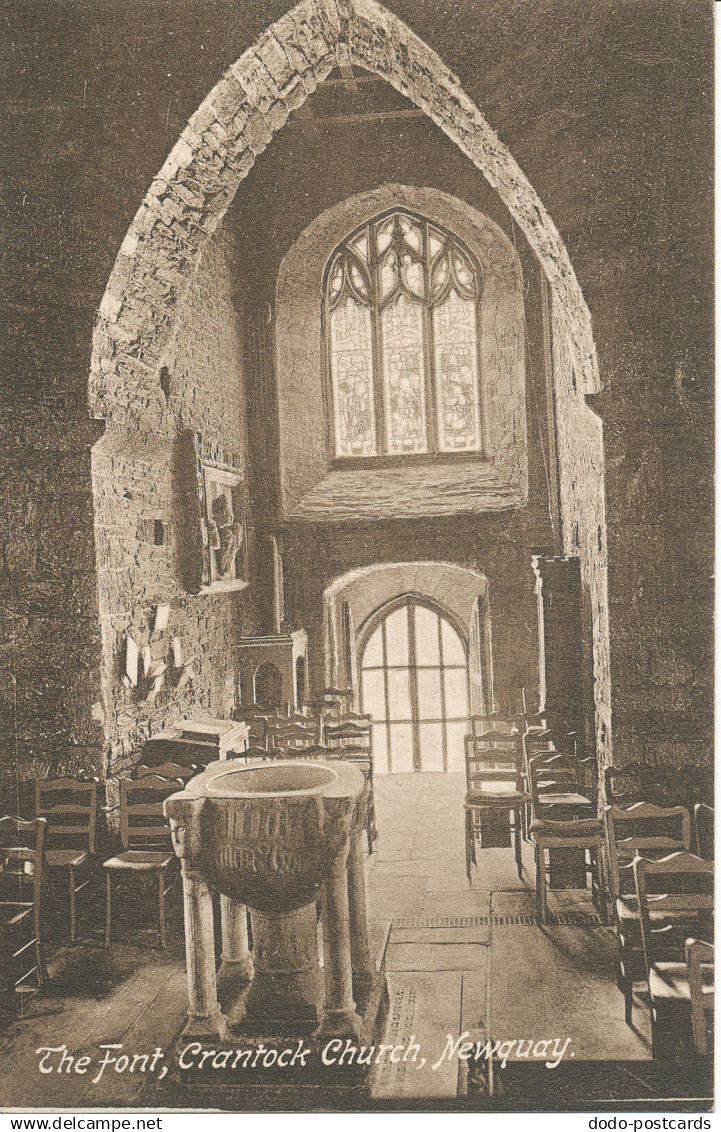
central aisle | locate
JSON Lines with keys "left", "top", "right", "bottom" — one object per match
{"left": 366, "top": 772, "right": 652, "bottom": 1101}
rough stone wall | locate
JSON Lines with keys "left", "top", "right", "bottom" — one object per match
{"left": 0, "top": 422, "right": 106, "bottom": 804}
{"left": 552, "top": 315, "right": 610, "bottom": 767}
{"left": 91, "top": 228, "right": 260, "bottom": 780}
{"left": 283, "top": 514, "right": 544, "bottom": 719}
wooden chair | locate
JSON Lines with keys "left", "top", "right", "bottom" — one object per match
{"left": 634, "top": 851, "right": 714, "bottom": 1059}
{"left": 605, "top": 802, "right": 691, "bottom": 1023}
{"left": 322, "top": 714, "right": 372, "bottom": 751}
{"left": 529, "top": 750, "right": 603, "bottom": 923}
{"left": 469, "top": 714, "right": 514, "bottom": 737}
{"left": 266, "top": 718, "right": 320, "bottom": 750}
{"left": 303, "top": 743, "right": 378, "bottom": 853}
{"left": 34, "top": 777, "right": 98, "bottom": 942}
{"left": 694, "top": 803, "right": 713, "bottom": 861}
{"left": 0, "top": 816, "right": 48, "bottom": 1002}
{"left": 531, "top": 815, "right": 605, "bottom": 924}
{"left": 232, "top": 704, "right": 280, "bottom": 749}
{"left": 523, "top": 728, "right": 583, "bottom": 834}
{"left": 309, "top": 695, "right": 344, "bottom": 716}
{"left": 528, "top": 749, "right": 595, "bottom": 821}
{"left": 237, "top": 744, "right": 279, "bottom": 762}
{"left": 323, "top": 687, "right": 354, "bottom": 714}
{"left": 464, "top": 730, "right": 529, "bottom": 881}
{"left": 685, "top": 938, "right": 713, "bottom": 1056}
{"left": 102, "top": 776, "right": 179, "bottom": 948}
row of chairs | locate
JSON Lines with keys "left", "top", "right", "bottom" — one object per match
{"left": 464, "top": 718, "right": 604, "bottom": 920}
{"left": 605, "top": 800, "right": 714, "bottom": 1056}
{"left": 234, "top": 701, "right": 371, "bottom": 752}
{"left": 463, "top": 715, "right": 713, "bottom": 913}
{"left": 462, "top": 716, "right": 713, "bottom": 1059}
{"left": 1, "top": 766, "right": 190, "bottom": 1012}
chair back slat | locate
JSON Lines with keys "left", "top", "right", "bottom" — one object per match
{"left": 323, "top": 714, "right": 372, "bottom": 752}
{"left": 301, "top": 744, "right": 372, "bottom": 773}
{"left": 465, "top": 732, "right": 524, "bottom": 793}
{"left": 35, "top": 778, "right": 98, "bottom": 855}
{"left": 266, "top": 718, "right": 321, "bottom": 749}
{"left": 528, "top": 751, "right": 592, "bottom": 817}
{"left": 119, "top": 777, "right": 178, "bottom": 850}
{"left": 0, "top": 816, "right": 46, "bottom": 904}
{"left": 470, "top": 715, "right": 515, "bottom": 736}
{"left": 133, "top": 761, "right": 198, "bottom": 782}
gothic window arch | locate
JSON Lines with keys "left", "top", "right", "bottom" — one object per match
{"left": 324, "top": 209, "right": 484, "bottom": 460}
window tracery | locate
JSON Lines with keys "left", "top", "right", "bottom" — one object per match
{"left": 325, "top": 210, "right": 483, "bottom": 459}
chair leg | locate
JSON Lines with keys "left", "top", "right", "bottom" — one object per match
{"left": 157, "top": 871, "right": 166, "bottom": 949}
{"left": 366, "top": 819, "right": 373, "bottom": 856}
{"left": 34, "top": 905, "right": 47, "bottom": 987}
{"left": 535, "top": 843, "right": 548, "bottom": 924}
{"left": 651, "top": 1004, "right": 677, "bottom": 1061}
{"left": 104, "top": 872, "right": 112, "bottom": 948}
{"left": 623, "top": 979, "right": 633, "bottom": 1026}
{"left": 513, "top": 808, "right": 523, "bottom": 878}
{"left": 35, "top": 939, "right": 46, "bottom": 988}
{"left": 465, "top": 810, "right": 473, "bottom": 884}
{"left": 596, "top": 847, "right": 609, "bottom": 924}
{"left": 68, "top": 867, "right": 76, "bottom": 942}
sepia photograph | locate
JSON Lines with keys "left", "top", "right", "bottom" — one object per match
{"left": 0, "top": 0, "right": 714, "bottom": 1116}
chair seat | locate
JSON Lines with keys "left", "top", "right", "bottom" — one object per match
{"left": 537, "top": 793, "right": 592, "bottom": 808}
{"left": 103, "top": 851, "right": 172, "bottom": 871}
{"left": 466, "top": 788, "right": 529, "bottom": 804}
{"left": 649, "top": 961, "right": 714, "bottom": 1003}
{"left": 616, "top": 895, "right": 700, "bottom": 924}
{"left": 531, "top": 816, "right": 603, "bottom": 837}
{"left": 46, "top": 849, "right": 88, "bottom": 868}
{"left": 649, "top": 962, "right": 692, "bottom": 1001}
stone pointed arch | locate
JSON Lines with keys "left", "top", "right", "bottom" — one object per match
{"left": 89, "top": 0, "right": 598, "bottom": 426}
{"left": 323, "top": 561, "right": 495, "bottom": 714}
{"left": 88, "top": 0, "right": 610, "bottom": 766}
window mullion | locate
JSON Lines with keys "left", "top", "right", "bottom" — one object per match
{"left": 437, "top": 611, "right": 449, "bottom": 772}
{"left": 422, "top": 221, "right": 438, "bottom": 453}
{"left": 380, "top": 617, "right": 393, "bottom": 773}
{"left": 407, "top": 601, "right": 423, "bottom": 772}
{"left": 369, "top": 223, "right": 387, "bottom": 455}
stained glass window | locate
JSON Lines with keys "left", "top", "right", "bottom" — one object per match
{"left": 382, "top": 295, "right": 427, "bottom": 453}
{"left": 325, "top": 210, "right": 483, "bottom": 459}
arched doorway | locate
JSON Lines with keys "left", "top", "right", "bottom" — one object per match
{"left": 359, "top": 598, "right": 469, "bottom": 774}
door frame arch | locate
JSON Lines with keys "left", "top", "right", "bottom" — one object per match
{"left": 357, "top": 591, "right": 469, "bottom": 656}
